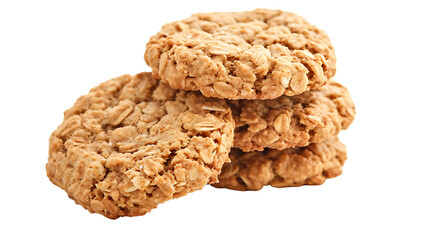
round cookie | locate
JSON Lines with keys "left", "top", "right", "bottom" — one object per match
{"left": 231, "top": 80, "right": 355, "bottom": 152}
{"left": 145, "top": 9, "right": 336, "bottom": 100}
{"left": 212, "top": 136, "right": 346, "bottom": 191}
{"left": 46, "top": 72, "right": 234, "bottom": 219}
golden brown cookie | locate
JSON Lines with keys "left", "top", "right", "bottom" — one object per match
{"left": 212, "top": 136, "right": 346, "bottom": 191}
{"left": 46, "top": 72, "right": 234, "bottom": 219}
{"left": 145, "top": 9, "right": 335, "bottom": 100}
{"left": 231, "top": 81, "right": 355, "bottom": 152}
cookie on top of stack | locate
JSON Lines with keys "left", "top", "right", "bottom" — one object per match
{"left": 46, "top": 9, "right": 355, "bottom": 218}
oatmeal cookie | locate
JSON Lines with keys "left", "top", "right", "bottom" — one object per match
{"left": 212, "top": 136, "right": 346, "bottom": 191}
{"left": 232, "top": 81, "right": 355, "bottom": 151}
{"left": 46, "top": 72, "right": 234, "bottom": 219}
{"left": 145, "top": 9, "right": 335, "bottom": 100}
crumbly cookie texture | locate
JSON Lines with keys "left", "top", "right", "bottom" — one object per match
{"left": 145, "top": 9, "right": 335, "bottom": 100}
{"left": 212, "top": 136, "right": 346, "bottom": 191}
{"left": 231, "top": 80, "right": 355, "bottom": 151}
{"left": 46, "top": 72, "right": 234, "bottom": 219}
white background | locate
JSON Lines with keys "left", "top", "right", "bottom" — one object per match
{"left": 1, "top": 0, "right": 428, "bottom": 239}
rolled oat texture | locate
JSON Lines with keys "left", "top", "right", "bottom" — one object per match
{"left": 145, "top": 9, "right": 336, "bottom": 99}
{"left": 46, "top": 72, "right": 234, "bottom": 218}
{"left": 231, "top": 81, "right": 355, "bottom": 151}
{"left": 212, "top": 136, "right": 346, "bottom": 191}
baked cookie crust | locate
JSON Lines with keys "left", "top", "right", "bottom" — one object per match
{"left": 145, "top": 9, "right": 336, "bottom": 100}
{"left": 231, "top": 81, "right": 355, "bottom": 151}
{"left": 46, "top": 72, "right": 234, "bottom": 218}
{"left": 212, "top": 136, "right": 346, "bottom": 191}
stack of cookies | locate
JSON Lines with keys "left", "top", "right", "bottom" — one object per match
{"left": 46, "top": 9, "right": 355, "bottom": 219}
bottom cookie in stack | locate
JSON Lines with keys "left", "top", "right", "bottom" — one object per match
{"left": 212, "top": 136, "right": 347, "bottom": 191}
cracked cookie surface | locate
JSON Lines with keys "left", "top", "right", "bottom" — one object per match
{"left": 145, "top": 9, "right": 336, "bottom": 100}
{"left": 212, "top": 136, "right": 346, "bottom": 191}
{"left": 46, "top": 72, "right": 234, "bottom": 219}
{"left": 231, "top": 80, "right": 355, "bottom": 151}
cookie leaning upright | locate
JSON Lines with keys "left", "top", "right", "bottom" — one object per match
{"left": 145, "top": 9, "right": 336, "bottom": 100}
{"left": 46, "top": 72, "right": 234, "bottom": 219}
